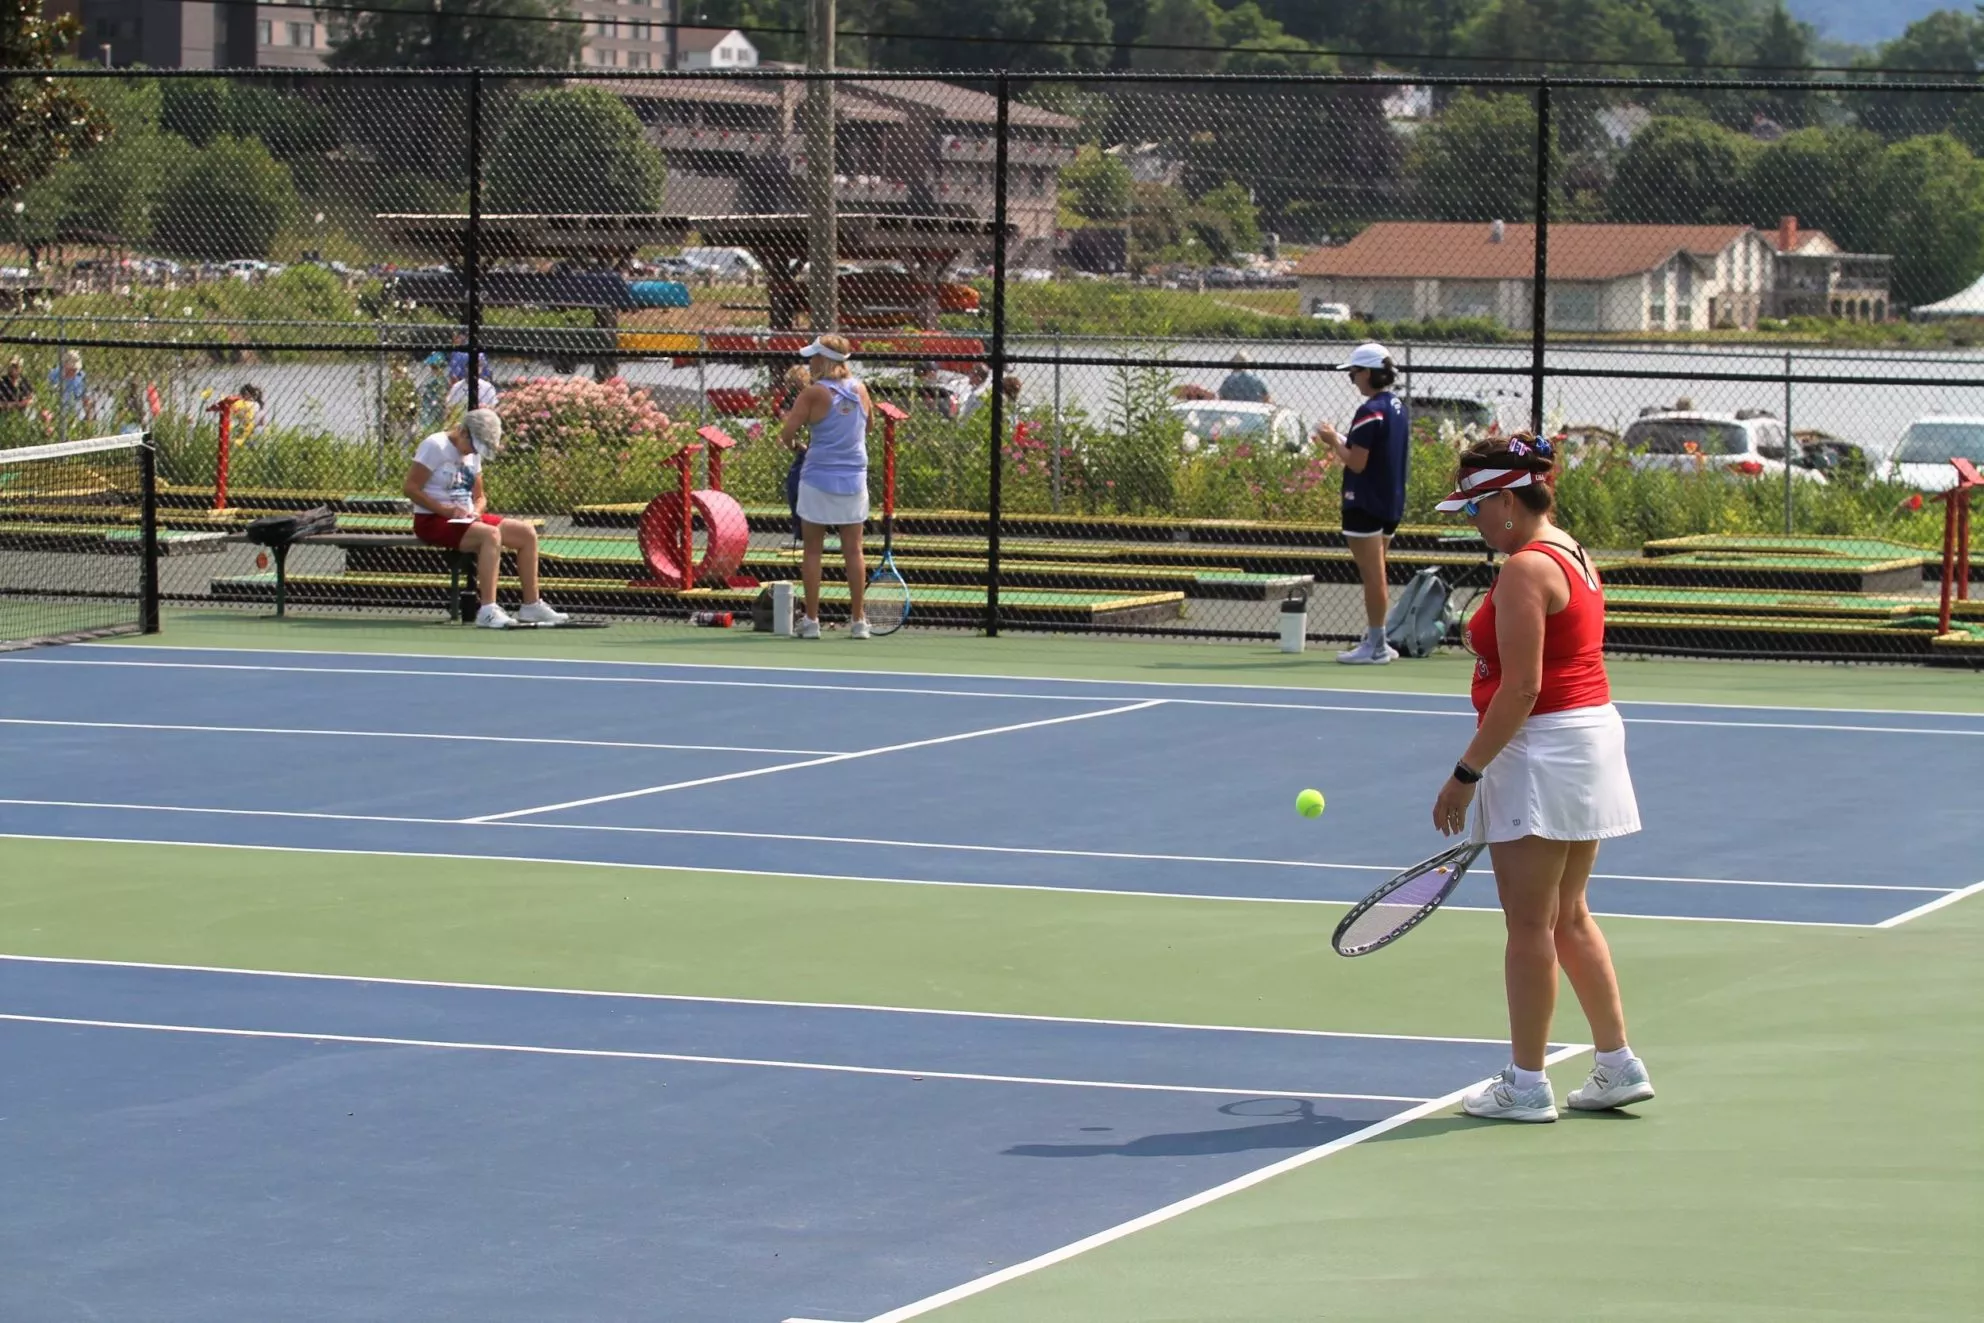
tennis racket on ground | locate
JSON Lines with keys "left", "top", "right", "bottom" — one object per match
{"left": 1331, "top": 840, "right": 1486, "bottom": 957}
{"left": 865, "top": 405, "right": 909, "bottom": 635}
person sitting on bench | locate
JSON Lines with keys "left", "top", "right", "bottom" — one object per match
{"left": 404, "top": 408, "right": 566, "bottom": 629}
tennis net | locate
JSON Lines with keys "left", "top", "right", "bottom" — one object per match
{"left": 0, "top": 433, "right": 161, "bottom": 650}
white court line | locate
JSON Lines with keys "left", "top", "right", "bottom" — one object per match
{"left": 0, "top": 954, "right": 1516, "bottom": 1046}
{"left": 74, "top": 643, "right": 1984, "bottom": 721}
{"left": 0, "top": 718, "right": 843, "bottom": 757}
{"left": 856, "top": 1043, "right": 1594, "bottom": 1323}
{"left": 0, "top": 832, "right": 1886, "bottom": 929}
{"left": 1873, "top": 879, "right": 1984, "bottom": 928}
{"left": 15, "top": 654, "right": 1984, "bottom": 734}
{"left": 462, "top": 699, "right": 1168, "bottom": 823}
{"left": 0, "top": 798, "right": 1951, "bottom": 894}
{"left": 0, "top": 1013, "right": 1432, "bottom": 1104}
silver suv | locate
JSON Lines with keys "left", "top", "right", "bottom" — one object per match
{"left": 1621, "top": 409, "right": 1824, "bottom": 483}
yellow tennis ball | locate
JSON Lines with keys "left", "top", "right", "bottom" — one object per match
{"left": 1295, "top": 788, "right": 1325, "bottom": 819}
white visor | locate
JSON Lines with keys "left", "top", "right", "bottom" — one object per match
{"left": 799, "top": 339, "right": 849, "bottom": 362}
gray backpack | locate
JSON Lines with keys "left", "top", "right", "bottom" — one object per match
{"left": 1385, "top": 567, "right": 1454, "bottom": 658}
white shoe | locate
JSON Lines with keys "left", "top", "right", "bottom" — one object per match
{"left": 849, "top": 618, "right": 871, "bottom": 640}
{"left": 1567, "top": 1057, "right": 1656, "bottom": 1111}
{"left": 1335, "top": 636, "right": 1399, "bottom": 665}
{"left": 1462, "top": 1068, "right": 1558, "bottom": 1122}
{"left": 475, "top": 603, "right": 515, "bottom": 630}
{"left": 516, "top": 599, "right": 568, "bottom": 626}
{"left": 797, "top": 616, "right": 821, "bottom": 639}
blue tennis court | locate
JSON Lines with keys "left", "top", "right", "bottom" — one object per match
{"left": 2, "top": 644, "right": 1980, "bottom": 1322}
{"left": 1, "top": 647, "right": 1976, "bottom": 927}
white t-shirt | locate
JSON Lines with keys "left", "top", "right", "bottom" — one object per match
{"left": 446, "top": 377, "right": 499, "bottom": 410}
{"left": 412, "top": 432, "right": 479, "bottom": 513}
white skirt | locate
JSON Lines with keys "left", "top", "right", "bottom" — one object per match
{"left": 1474, "top": 703, "right": 1641, "bottom": 844}
{"left": 795, "top": 480, "right": 869, "bottom": 528}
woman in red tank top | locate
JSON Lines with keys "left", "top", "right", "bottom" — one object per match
{"left": 1429, "top": 436, "right": 1654, "bottom": 1124}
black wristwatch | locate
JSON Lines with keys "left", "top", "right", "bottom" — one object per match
{"left": 1452, "top": 761, "right": 1482, "bottom": 785}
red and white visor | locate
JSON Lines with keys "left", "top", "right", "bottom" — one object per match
{"left": 1434, "top": 466, "right": 1536, "bottom": 512}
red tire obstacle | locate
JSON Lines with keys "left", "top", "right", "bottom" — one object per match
{"left": 632, "top": 425, "right": 755, "bottom": 590}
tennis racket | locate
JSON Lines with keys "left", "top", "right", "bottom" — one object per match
{"left": 1331, "top": 840, "right": 1485, "bottom": 957}
{"left": 864, "top": 403, "right": 909, "bottom": 635}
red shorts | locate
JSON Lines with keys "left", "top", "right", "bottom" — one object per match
{"left": 413, "top": 511, "right": 502, "bottom": 550}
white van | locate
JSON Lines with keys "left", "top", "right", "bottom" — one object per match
{"left": 1887, "top": 416, "right": 1984, "bottom": 493}
{"left": 677, "top": 247, "right": 762, "bottom": 281}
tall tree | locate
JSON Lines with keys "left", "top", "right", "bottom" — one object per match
{"left": 321, "top": 0, "right": 583, "bottom": 69}
{"left": 153, "top": 135, "right": 301, "bottom": 260}
{"left": 859, "top": 1, "right": 1115, "bottom": 71}
{"left": 1747, "top": 2, "right": 1814, "bottom": 128}
{"left": 3, "top": 4, "right": 110, "bottom": 198}
{"left": 1873, "top": 132, "right": 1984, "bottom": 307}
{"left": 15, "top": 76, "right": 186, "bottom": 249}
{"left": 1406, "top": 92, "right": 1547, "bottom": 221}
{"left": 1606, "top": 115, "right": 1759, "bottom": 223}
{"left": 1851, "top": 10, "right": 1984, "bottom": 149}
{"left": 485, "top": 87, "right": 665, "bottom": 214}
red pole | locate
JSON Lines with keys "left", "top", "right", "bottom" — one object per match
{"left": 1939, "top": 491, "right": 1959, "bottom": 636}
{"left": 1958, "top": 491, "right": 1972, "bottom": 605}
{"left": 679, "top": 449, "right": 694, "bottom": 589}
{"left": 209, "top": 395, "right": 239, "bottom": 511}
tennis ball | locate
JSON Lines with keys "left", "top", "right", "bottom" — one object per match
{"left": 1295, "top": 788, "right": 1325, "bottom": 819}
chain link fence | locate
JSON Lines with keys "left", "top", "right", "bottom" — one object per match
{"left": 2, "top": 68, "right": 1979, "bottom": 660}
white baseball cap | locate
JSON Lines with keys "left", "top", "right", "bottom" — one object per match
{"left": 1335, "top": 342, "right": 1392, "bottom": 370}
{"left": 464, "top": 408, "right": 503, "bottom": 458}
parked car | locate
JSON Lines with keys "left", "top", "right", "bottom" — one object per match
{"left": 1172, "top": 400, "right": 1311, "bottom": 456}
{"left": 1621, "top": 409, "right": 1824, "bottom": 482}
{"left": 677, "top": 246, "right": 762, "bottom": 281}
{"left": 1405, "top": 390, "right": 1520, "bottom": 436}
{"left": 1887, "top": 416, "right": 1984, "bottom": 493}
{"left": 1308, "top": 301, "right": 1352, "bottom": 322}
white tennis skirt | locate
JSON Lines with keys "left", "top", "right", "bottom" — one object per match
{"left": 1474, "top": 703, "right": 1641, "bottom": 845}
{"left": 795, "top": 480, "right": 869, "bottom": 528}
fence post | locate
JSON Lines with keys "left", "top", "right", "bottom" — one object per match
{"left": 1783, "top": 352, "right": 1794, "bottom": 535}
{"left": 139, "top": 430, "right": 160, "bottom": 634}
{"left": 986, "top": 72, "right": 1011, "bottom": 637}
{"left": 1051, "top": 329, "right": 1062, "bottom": 514}
{"left": 465, "top": 69, "right": 483, "bottom": 412}
{"left": 1529, "top": 78, "right": 1551, "bottom": 437}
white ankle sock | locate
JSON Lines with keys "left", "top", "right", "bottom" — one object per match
{"left": 1508, "top": 1065, "right": 1547, "bottom": 1089}
{"left": 1595, "top": 1046, "right": 1635, "bottom": 1069}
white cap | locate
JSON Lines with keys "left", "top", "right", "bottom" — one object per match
{"left": 799, "top": 338, "right": 849, "bottom": 362}
{"left": 1336, "top": 342, "right": 1391, "bottom": 371}
{"left": 464, "top": 408, "right": 502, "bottom": 458}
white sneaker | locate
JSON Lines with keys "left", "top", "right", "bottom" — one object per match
{"left": 797, "top": 616, "right": 821, "bottom": 639}
{"left": 1335, "top": 636, "right": 1399, "bottom": 665}
{"left": 1462, "top": 1067, "right": 1558, "bottom": 1122}
{"left": 849, "top": 619, "right": 871, "bottom": 640}
{"left": 1567, "top": 1057, "right": 1656, "bottom": 1111}
{"left": 475, "top": 603, "right": 515, "bottom": 630}
{"left": 516, "top": 599, "right": 569, "bottom": 626}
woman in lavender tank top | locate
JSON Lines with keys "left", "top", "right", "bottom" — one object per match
{"left": 777, "top": 334, "right": 875, "bottom": 638}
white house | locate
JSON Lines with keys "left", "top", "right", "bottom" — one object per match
{"left": 1293, "top": 221, "right": 1780, "bottom": 332}
{"left": 674, "top": 26, "right": 758, "bottom": 69}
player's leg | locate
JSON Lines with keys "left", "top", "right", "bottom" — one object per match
{"left": 1552, "top": 840, "right": 1626, "bottom": 1051}
{"left": 1464, "top": 834, "right": 1567, "bottom": 1122}
{"left": 498, "top": 518, "right": 567, "bottom": 623}
{"left": 799, "top": 519, "right": 826, "bottom": 636}
{"left": 1491, "top": 835, "right": 1567, "bottom": 1072}
{"left": 840, "top": 521, "right": 866, "bottom": 624}
{"left": 1555, "top": 840, "right": 1656, "bottom": 1110}
{"left": 459, "top": 520, "right": 501, "bottom": 606}
{"left": 1349, "top": 532, "right": 1389, "bottom": 630}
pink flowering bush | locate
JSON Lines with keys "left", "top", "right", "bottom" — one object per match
{"left": 489, "top": 375, "right": 693, "bottom": 508}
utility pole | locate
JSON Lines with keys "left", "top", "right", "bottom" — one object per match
{"left": 805, "top": 0, "right": 839, "bottom": 333}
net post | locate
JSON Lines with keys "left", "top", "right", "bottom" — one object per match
{"left": 139, "top": 431, "right": 161, "bottom": 635}
{"left": 986, "top": 71, "right": 1011, "bottom": 638}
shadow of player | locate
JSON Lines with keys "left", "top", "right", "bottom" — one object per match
{"left": 1002, "top": 1098, "right": 1364, "bottom": 1159}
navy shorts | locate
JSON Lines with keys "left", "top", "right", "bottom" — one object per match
{"left": 1342, "top": 506, "right": 1400, "bottom": 538}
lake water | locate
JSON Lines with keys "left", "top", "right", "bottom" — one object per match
{"left": 149, "top": 337, "right": 1984, "bottom": 464}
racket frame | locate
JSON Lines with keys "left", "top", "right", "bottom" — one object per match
{"left": 866, "top": 401, "right": 910, "bottom": 636}
{"left": 1331, "top": 840, "right": 1485, "bottom": 957}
